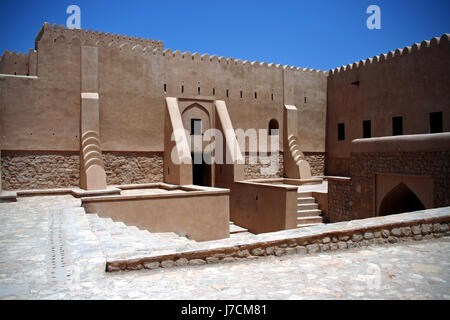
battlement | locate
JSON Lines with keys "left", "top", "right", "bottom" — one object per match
{"left": 0, "top": 49, "right": 37, "bottom": 76}
{"left": 29, "top": 22, "right": 328, "bottom": 77}
{"left": 34, "top": 22, "right": 164, "bottom": 51}
{"left": 329, "top": 34, "right": 449, "bottom": 77}
{"left": 151, "top": 47, "right": 328, "bottom": 76}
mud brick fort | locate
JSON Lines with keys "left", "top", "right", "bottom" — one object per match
{"left": 0, "top": 23, "right": 449, "bottom": 251}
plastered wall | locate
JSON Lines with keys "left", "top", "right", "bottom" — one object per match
{"left": 326, "top": 34, "right": 450, "bottom": 175}
{"left": 0, "top": 23, "right": 327, "bottom": 155}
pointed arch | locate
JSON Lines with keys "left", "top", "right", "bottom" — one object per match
{"left": 379, "top": 182, "right": 425, "bottom": 216}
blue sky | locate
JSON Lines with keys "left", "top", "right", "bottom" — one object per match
{"left": 0, "top": 0, "right": 449, "bottom": 70}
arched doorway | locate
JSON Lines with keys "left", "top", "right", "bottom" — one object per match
{"left": 379, "top": 183, "right": 425, "bottom": 216}
{"left": 181, "top": 102, "right": 212, "bottom": 187}
{"left": 268, "top": 119, "right": 279, "bottom": 135}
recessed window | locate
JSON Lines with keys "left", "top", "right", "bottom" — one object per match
{"left": 181, "top": 85, "right": 184, "bottom": 93}
{"left": 430, "top": 112, "right": 443, "bottom": 133}
{"left": 271, "top": 93, "right": 274, "bottom": 101}
{"left": 268, "top": 119, "right": 279, "bottom": 136}
{"left": 226, "top": 89, "right": 229, "bottom": 98}
{"left": 163, "top": 83, "right": 167, "bottom": 94}
{"left": 213, "top": 88, "right": 215, "bottom": 95}
{"left": 392, "top": 116, "right": 403, "bottom": 136}
{"left": 304, "top": 96, "right": 307, "bottom": 104}
{"left": 191, "top": 119, "right": 202, "bottom": 135}
{"left": 338, "top": 123, "right": 345, "bottom": 141}
{"left": 254, "top": 92, "right": 257, "bottom": 99}
{"left": 240, "top": 90, "right": 243, "bottom": 99}
{"left": 363, "top": 120, "right": 371, "bottom": 138}
{"left": 198, "top": 87, "right": 201, "bottom": 95}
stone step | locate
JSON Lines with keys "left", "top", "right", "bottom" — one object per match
{"left": 87, "top": 214, "right": 197, "bottom": 259}
{"left": 297, "top": 209, "right": 322, "bottom": 217}
{"left": 297, "top": 197, "right": 316, "bottom": 204}
{"left": 297, "top": 216, "right": 323, "bottom": 225}
{"left": 296, "top": 223, "right": 324, "bottom": 228}
{"left": 297, "top": 203, "right": 318, "bottom": 210}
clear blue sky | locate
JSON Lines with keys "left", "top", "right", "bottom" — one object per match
{"left": 1, "top": 0, "right": 449, "bottom": 71}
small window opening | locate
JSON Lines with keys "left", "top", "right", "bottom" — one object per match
{"left": 163, "top": 83, "right": 167, "bottom": 94}
{"left": 213, "top": 88, "right": 215, "bottom": 95}
{"left": 268, "top": 119, "right": 279, "bottom": 136}
{"left": 181, "top": 85, "right": 184, "bottom": 93}
{"left": 430, "top": 112, "right": 443, "bottom": 133}
{"left": 240, "top": 90, "right": 243, "bottom": 99}
{"left": 198, "top": 87, "right": 201, "bottom": 95}
{"left": 363, "top": 120, "right": 371, "bottom": 138}
{"left": 304, "top": 96, "right": 307, "bottom": 103}
{"left": 226, "top": 89, "right": 229, "bottom": 98}
{"left": 271, "top": 93, "right": 274, "bottom": 101}
{"left": 392, "top": 116, "right": 403, "bottom": 136}
{"left": 254, "top": 91, "right": 257, "bottom": 99}
{"left": 338, "top": 123, "right": 345, "bottom": 141}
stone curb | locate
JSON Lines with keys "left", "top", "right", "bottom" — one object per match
{"left": 106, "top": 208, "right": 450, "bottom": 272}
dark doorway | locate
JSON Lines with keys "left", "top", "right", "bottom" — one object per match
{"left": 379, "top": 183, "right": 425, "bottom": 216}
{"left": 392, "top": 116, "right": 403, "bottom": 136}
{"left": 192, "top": 152, "right": 211, "bottom": 186}
{"left": 430, "top": 112, "right": 443, "bottom": 133}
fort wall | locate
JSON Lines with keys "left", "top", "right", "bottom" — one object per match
{"left": 326, "top": 34, "right": 450, "bottom": 175}
{"left": 0, "top": 23, "right": 328, "bottom": 189}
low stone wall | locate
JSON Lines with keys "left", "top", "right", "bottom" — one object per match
{"left": 1, "top": 151, "right": 79, "bottom": 190}
{"left": 244, "top": 153, "right": 284, "bottom": 179}
{"left": 102, "top": 151, "right": 163, "bottom": 185}
{"left": 106, "top": 206, "right": 450, "bottom": 272}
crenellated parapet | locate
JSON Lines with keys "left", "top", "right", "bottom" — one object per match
{"left": 329, "top": 34, "right": 449, "bottom": 77}
{"left": 34, "top": 22, "right": 164, "bottom": 51}
{"left": 140, "top": 47, "right": 328, "bottom": 76}
{"left": 0, "top": 49, "right": 37, "bottom": 76}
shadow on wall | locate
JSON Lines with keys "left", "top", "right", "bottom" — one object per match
{"left": 379, "top": 182, "right": 425, "bottom": 216}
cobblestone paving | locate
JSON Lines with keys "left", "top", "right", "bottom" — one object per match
{"left": 0, "top": 195, "right": 449, "bottom": 299}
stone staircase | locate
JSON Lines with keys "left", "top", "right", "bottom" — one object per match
{"left": 86, "top": 214, "right": 255, "bottom": 260}
{"left": 296, "top": 191, "right": 323, "bottom": 228}
{"left": 86, "top": 213, "right": 197, "bottom": 259}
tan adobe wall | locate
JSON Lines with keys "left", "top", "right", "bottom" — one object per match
{"left": 284, "top": 67, "right": 327, "bottom": 152}
{"left": 326, "top": 34, "right": 450, "bottom": 175}
{"left": 1, "top": 23, "right": 327, "bottom": 155}
{"left": 0, "top": 50, "right": 37, "bottom": 76}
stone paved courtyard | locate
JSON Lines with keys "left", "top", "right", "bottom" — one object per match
{"left": 0, "top": 195, "right": 449, "bottom": 300}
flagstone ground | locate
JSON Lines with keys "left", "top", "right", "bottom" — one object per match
{"left": 0, "top": 195, "right": 449, "bottom": 300}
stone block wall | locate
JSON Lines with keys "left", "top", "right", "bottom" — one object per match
{"left": 244, "top": 153, "right": 284, "bottom": 180}
{"left": 243, "top": 152, "right": 324, "bottom": 180}
{"left": 327, "top": 178, "right": 353, "bottom": 222}
{"left": 327, "top": 150, "right": 450, "bottom": 222}
{"left": 350, "top": 151, "right": 450, "bottom": 218}
{"left": 325, "top": 157, "right": 350, "bottom": 176}
{"left": 102, "top": 152, "right": 164, "bottom": 185}
{"left": 304, "top": 152, "right": 325, "bottom": 176}
{"left": 1, "top": 151, "right": 79, "bottom": 190}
